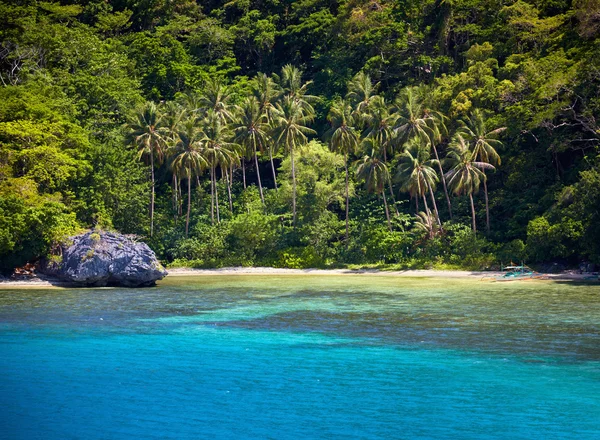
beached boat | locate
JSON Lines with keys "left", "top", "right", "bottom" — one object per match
{"left": 496, "top": 263, "right": 544, "bottom": 281}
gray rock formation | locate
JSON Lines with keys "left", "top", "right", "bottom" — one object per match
{"left": 43, "top": 231, "right": 167, "bottom": 287}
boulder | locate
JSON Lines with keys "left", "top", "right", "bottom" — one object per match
{"left": 43, "top": 231, "right": 167, "bottom": 287}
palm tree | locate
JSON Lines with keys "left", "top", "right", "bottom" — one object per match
{"left": 393, "top": 86, "right": 452, "bottom": 218}
{"left": 201, "top": 111, "right": 238, "bottom": 224}
{"left": 233, "top": 96, "right": 269, "bottom": 205}
{"left": 276, "top": 65, "right": 317, "bottom": 111}
{"left": 271, "top": 95, "right": 316, "bottom": 226}
{"left": 252, "top": 72, "right": 282, "bottom": 118}
{"left": 445, "top": 134, "right": 495, "bottom": 234}
{"left": 458, "top": 109, "right": 505, "bottom": 234}
{"left": 396, "top": 138, "right": 442, "bottom": 227}
{"left": 355, "top": 138, "right": 393, "bottom": 232}
{"left": 326, "top": 98, "right": 360, "bottom": 241}
{"left": 161, "top": 101, "right": 186, "bottom": 217}
{"left": 126, "top": 101, "right": 166, "bottom": 237}
{"left": 252, "top": 73, "right": 282, "bottom": 190}
{"left": 346, "top": 71, "right": 378, "bottom": 118}
{"left": 414, "top": 211, "right": 440, "bottom": 240}
{"left": 170, "top": 119, "right": 208, "bottom": 237}
{"left": 199, "top": 78, "right": 235, "bottom": 123}
{"left": 363, "top": 95, "right": 400, "bottom": 214}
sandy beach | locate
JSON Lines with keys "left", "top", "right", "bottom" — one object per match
{"left": 0, "top": 267, "right": 596, "bottom": 288}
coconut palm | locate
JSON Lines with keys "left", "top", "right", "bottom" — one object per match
{"left": 271, "top": 95, "right": 316, "bottom": 226}
{"left": 275, "top": 65, "right": 317, "bottom": 114}
{"left": 393, "top": 86, "right": 452, "bottom": 218}
{"left": 252, "top": 72, "right": 282, "bottom": 119}
{"left": 252, "top": 73, "right": 282, "bottom": 190}
{"left": 126, "top": 101, "right": 167, "bottom": 237}
{"left": 233, "top": 96, "right": 269, "bottom": 204}
{"left": 170, "top": 119, "right": 208, "bottom": 237}
{"left": 363, "top": 95, "right": 400, "bottom": 214}
{"left": 346, "top": 71, "right": 378, "bottom": 118}
{"left": 201, "top": 111, "right": 239, "bottom": 224}
{"left": 355, "top": 138, "right": 393, "bottom": 232}
{"left": 199, "top": 78, "right": 235, "bottom": 123}
{"left": 396, "top": 138, "right": 442, "bottom": 227}
{"left": 326, "top": 98, "right": 360, "bottom": 241}
{"left": 445, "top": 134, "right": 495, "bottom": 234}
{"left": 160, "top": 101, "right": 186, "bottom": 217}
{"left": 458, "top": 109, "right": 505, "bottom": 234}
{"left": 414, "top": 211, "right": 440, "bottom": 240}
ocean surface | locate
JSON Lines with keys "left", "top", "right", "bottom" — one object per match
{"left": 0, "top": 275, "right": 599, "bottom": 439}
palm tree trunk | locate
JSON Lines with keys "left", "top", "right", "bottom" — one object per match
{"left": 415, "top": 196, "right": 419, "bottom": 213}
{"left": 382, "top": 190, "right": 392, "bottom": 232}
{"left": 242, "top": 159, "right": 247, "bottom": 190}
{"left": 225, "top": 167, "right": 233, "bottom": 213}
{"left": 383, "top": 149, "right": 399, "bottom": 216}
{"left": 255, "top": 142, "right": 265, "bottom": 204}
{"left": 469, "top": 193, "right": 477, "bottom": 234}
{"left": 432, "top": 144, "right": 452, "bottom": 219}
{"left": 269, "top": 145, "right": 278, "bottom": 191}
{"left": 210, "top": 167, "right": 215, "bottom": 225}
{"left": 291, "top": 144, "right": 297, "bottom": 226}
{"left": 344, "top": 152, "right": 350, "bottom": 242}
{"left": 425, "top": 180, "right": 442, "bottom": 227}
{"left": 186, "top": 169, "right": 191, "bottom": 237}
{"left": 215, "top": 172, "right": 221, "bottom": 224}
{"left": 172, "top": 173, "right": 178, "bottom": 221}
{"left": 422, "top": 193, "right": 430, "bottom": 218}
{"left": 483, "top": 177, "right": 490, "bottom": 234}
{"left": 196, "top": 176, "right": 201, "bottom": 207}
{"left": 150, "top": 152, "right": 155, "bottom": 237}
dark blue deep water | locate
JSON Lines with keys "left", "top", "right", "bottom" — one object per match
{"left": 1, "top": 275, "right": 599, "bottom": 439}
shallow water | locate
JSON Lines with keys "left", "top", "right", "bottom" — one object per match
{"left": 1, "top": 275, "right": 599, "bottom": 439}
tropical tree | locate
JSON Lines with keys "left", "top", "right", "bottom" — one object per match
{"left": 252, "top": 72, "right": 282, "bottom": 118}
{"left": 252, "top": 72, "right": 282, "bottom": 190}
{"left": 414, "top": 211, "right": 440, "bottom": 240}
{"left": 271, "top": 95, "right": 316, "bottom": 226}
{"left": 276, "top": 64, "right": 317, "bottom": 113}
{"left": 355, "top": 138, "right": 393, "bottom": 232}
{"left": 363, "top": 95, "right": 400, "bottom": 214}
{"left": 170, "top": 119, "right": 208, "bottom": 237}
{"left": 161, "top": 101, "right": 186, "bottom": 217}
{"left": 393, "top": 87, "right": 452, "bottom": 218}
{"left": 126, "top": 101, "right": 166, "bottom": 237}
{"left": 201, "top": 111, "right": 239, "bottom": 224}
{"left": 326, "top": 98, "right": 360, "bottom": 241}
{"left": 458, "top": 109, "right": 505, "bottom": 234}
{"left": 198, "top": 78, "right": 235, "bottom": 123}
{"left": 233, "top": 96, "right": 269, "bottom": 204}
{"left": 445, "top": 134, "right": 495, "bottom": 234}
{"left": 396, "top": 138, "right": 442, "bottom": 227}
{"left": 346, "top": 71, "right": 378, "bottom": 118}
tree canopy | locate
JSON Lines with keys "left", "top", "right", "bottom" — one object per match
{"left": 0, "top": 0, "right": 599, "bottom": 272}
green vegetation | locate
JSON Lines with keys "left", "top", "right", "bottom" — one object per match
{"left": 1, "top": 0, "right": 599, "bottom": 273}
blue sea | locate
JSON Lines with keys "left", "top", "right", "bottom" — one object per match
{"left": 1, "top": 275, "right": 599, "bottom": 439}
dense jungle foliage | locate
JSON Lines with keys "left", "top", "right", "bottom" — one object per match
{"left": 1, "top": 0, "right": 599, "bottom": 273}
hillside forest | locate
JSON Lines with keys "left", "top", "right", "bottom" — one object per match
{"left": 1, "top": 0, "right": 599, "bottom": 272}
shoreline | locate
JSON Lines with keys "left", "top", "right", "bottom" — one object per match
{"left": 166, "top": 267, "right": 597, "bottom": 281}
{"left": 1, "top": 267, "right": 596, "bottom": 288}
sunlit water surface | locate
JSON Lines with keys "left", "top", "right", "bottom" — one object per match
{"left": 1, "top": 275, "right": 599, "bottom": 439}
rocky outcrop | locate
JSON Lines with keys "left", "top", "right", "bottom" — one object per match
{"left": 43, "top": 231, "right": 167, "bottom": 287}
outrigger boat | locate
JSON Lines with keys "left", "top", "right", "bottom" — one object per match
{"left": 496, "top": 262, "right": 545, "bottom": 281}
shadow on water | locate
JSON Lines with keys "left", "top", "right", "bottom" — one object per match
{"left": 2, "top": 275, "right": 600, "bottom": 360}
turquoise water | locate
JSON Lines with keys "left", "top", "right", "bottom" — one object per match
{"left": 1, "top": 275, "right": 599, "bottom": 439}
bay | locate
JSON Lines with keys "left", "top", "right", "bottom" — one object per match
{"left": 1, "top": 275, "right": 599, "bottom": 439}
